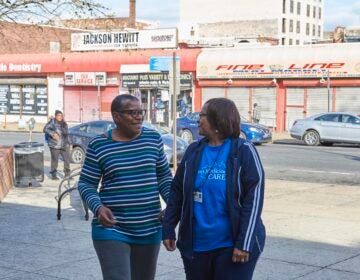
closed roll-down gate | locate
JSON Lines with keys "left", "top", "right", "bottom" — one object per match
{"left": 306, "top": 87, "right": 332, "bottom": 116}
{"left": 286, "top": 88, "right": 305, "bottom": 131}
{"left": 335, "top": 87, "right": 360, "bottom": 114}
{"left": 202, "top": 87, "right": 277, "bottom": 127}
{"left": 252, "top": 88, "right": 277, "bottom": 128}
{"left": 64, "top": 87, "right": 118, "bottom": 123}
{"left": 201, "top": 88, "right": 225, "bottom": 105}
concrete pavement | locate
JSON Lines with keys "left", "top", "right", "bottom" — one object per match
{"left": 0, "top": 161, "right": 359, "bottom": 279}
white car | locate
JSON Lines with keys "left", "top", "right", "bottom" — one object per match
{"left": 290, "top": 112, "right": 360, "bottom": 146}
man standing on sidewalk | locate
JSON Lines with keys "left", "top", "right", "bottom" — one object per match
{"left": 43, "top": 110, "right": 71, "bottom": 180}
{"left": 252, "top": 103, "right": 261, "bottom": 124}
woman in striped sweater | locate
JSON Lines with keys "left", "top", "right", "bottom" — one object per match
{"left": 78, "top": 94, "right": 172, "bottom": 280}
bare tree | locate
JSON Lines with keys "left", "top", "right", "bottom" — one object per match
{"left": 0, "top": 0, "right": 109, "bottom": 23}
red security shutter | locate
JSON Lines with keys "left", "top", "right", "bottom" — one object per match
{"left": 81, "top": 87, "right": 99, "bottom": 122}
{"left": 64, "top": 87, "right": 81, "bottom": 122}
{"left": 101, "top": 86, "right": 118, "bottom": 120}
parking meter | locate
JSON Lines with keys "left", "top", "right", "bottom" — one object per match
{"left": 28, "top": 117, "right": 36, "bottom": 141}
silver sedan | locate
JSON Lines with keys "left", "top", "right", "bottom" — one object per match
{"left": 290, "top": 112, "right": 360, "bottom": 146}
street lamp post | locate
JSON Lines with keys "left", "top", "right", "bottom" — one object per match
{"left": 326, "top": 70, "right": 330, "bottom": 112}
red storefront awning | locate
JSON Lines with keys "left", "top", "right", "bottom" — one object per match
{"left": 0, "top": 49, "right": 201, "bottom": 74}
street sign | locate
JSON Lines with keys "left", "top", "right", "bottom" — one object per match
{"left": 149, "top": 56, "right": 180, "bottom": 71}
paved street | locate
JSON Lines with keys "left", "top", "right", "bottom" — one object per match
{"left": 1, "top": 131, "right": 359, "bottom": 185}
{"left": 0, "top": 156, "right": 359, "bottom": 279}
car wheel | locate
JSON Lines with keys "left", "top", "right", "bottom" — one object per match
{"left": 303, "top": 130, "right": 320, "bottom": 146}
{"left": 240, "top": 131, "right": 247, "bottom": 140}
{"left": 71, "top": 146, "right": 85, "bottom": 164}
{"left": 179, "top": 129, "right": 193, "bottom": 143}
{"left": 321, "top": 142, "right": 333, "bottom": 146}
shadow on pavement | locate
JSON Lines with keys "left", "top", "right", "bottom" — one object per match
{"left": 0, "top": 198, "right": 360, "bottom": 279}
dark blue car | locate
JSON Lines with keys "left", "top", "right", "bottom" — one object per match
{"left": 176, "top": 112, "right": 272, "bottom": 144}
{"left": 68, "top": 120, "right": 188, "bottom": 165}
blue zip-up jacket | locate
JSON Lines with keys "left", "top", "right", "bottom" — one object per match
{"left": 163, "top": 137, "right": 266, "bottom": 260}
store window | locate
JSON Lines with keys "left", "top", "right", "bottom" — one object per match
{"left": 296, "top": 21, "right": 300, "bottom": 33}
{"left": 282, "top": 18, "right": 286, "bottom": 33}
{"left": 297, "top": 2, "right": 301, "bottom": 15}
{"left": 0, "top": 84, "right": 47, "bottom": 116}
{"left": 283, "top": 0, "right": 286, "bottom": 13}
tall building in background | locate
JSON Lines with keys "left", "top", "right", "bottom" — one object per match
{"left": 179, "top": 0, "right": 324, "bottom": 45}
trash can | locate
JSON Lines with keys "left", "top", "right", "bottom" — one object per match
{"left": 14, "top": 142, "right": 44, "bottom": 184}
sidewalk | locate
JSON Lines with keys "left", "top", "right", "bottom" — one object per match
{"left": 0, "top": 162, "right": 359, "bottom": 279}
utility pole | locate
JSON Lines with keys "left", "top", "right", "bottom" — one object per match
{"left": 327, "top": 70, "right": 330, "bottom": 112}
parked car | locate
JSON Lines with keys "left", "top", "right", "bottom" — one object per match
{"left": 290, "top": 112, "right": 360, "bottom": 146}
{"left": 176, "top": 112, "right": 272, "bottom": 144}
{"left": 68, "top": 120, "right": 188, "bottom": 165}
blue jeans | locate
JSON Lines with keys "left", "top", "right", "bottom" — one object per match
{"left": 182, "top": 247, "right": 261, "bottom": 280}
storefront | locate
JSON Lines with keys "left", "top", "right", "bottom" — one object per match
{"left": 196, "top": 43, "right": 360, "bottom": 131}
{"left": 121, "top": 71, "right": 193, "bottom": 126}
{"left": 0, "top": 48, "right": 200, "bottom": 125}
{"left": 0, "top": 56, "right": 60, "bottom": 125}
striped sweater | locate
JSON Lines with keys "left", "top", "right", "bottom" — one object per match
{"left": 78, "top": 127, "right": 172, "bottom": 237}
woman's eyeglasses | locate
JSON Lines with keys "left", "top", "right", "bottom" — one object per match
{"left": 118, "top": 110, "right": 147, "bottom": 118}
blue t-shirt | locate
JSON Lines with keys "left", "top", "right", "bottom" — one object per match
{"left": 193, "top": 138, "right": 234, "bottom": 252}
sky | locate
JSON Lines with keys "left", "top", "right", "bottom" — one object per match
{"left": 103, "top": 0, "right": 360, "bottom": 31}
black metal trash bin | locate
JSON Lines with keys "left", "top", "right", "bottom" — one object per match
{"left": 14, "top": 142, "right": 44, "bottom": 184}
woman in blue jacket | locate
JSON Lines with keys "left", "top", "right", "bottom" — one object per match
{"left": 162, "top": 98, "right": 265, "bottom": 280}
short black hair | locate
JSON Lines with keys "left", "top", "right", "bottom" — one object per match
{"left": 55, "top": 110, "right": 62, "bottom": 116}
{"left": 205, "top": 98, "right": 240, "bottom": 138}
{"left": 111, "top": 94, "right": 139, "bottom": 112}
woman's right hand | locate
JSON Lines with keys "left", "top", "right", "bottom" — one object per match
{"left": 163, "top": 239, "right": 177, "bottom": 251}
{"left": 97, "top": 206, "right": 116, "bottom": 227}
{"left": 52, "top": 133, "right": 60, "bottom": 141}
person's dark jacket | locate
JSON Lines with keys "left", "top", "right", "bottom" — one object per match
{"left": 43, "top": 119, "right": 70, "bottom": 149}
{"left": 162, "top": 138, "right": 266, "bottom": 260}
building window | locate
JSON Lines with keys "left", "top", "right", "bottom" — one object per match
{"left": 306, "top": 23, "right": 310, "bottom": 35}
{"left": 0, "top": 85, "right": 48, "bottom": 116}
{"left": 297, "top": 2, "right": 301, "bottom": 15}
{"left": 318, "top": 7, "right": 322, "bottom": 19}
{"left": 296, "top": 40, "right": 300, "bottom": 45}
{"left": 307, "top": 4, "right": 310, "bottom": 17}
{"left": 312, "top": 24, "right": 316, "bottom": 36}
{"left": 283, "top": 0, "right": 286, "bottom": 13}
{"left": 296, "top": 21, "right": 300, "bottom": 33}
{"left": 282, "top": 38, "right": 286, "bottom": 45}
{"left": 313, "top": 6, "right": 316, "bottom": 18}
{"left": 282, "top": 18, "right": 286, "bottom": 33}
{"left": 289, "top": 20, "right": 294, "bottom": 32}
{"left": 318, "top": 25, "right": 321, "bottom": 37}
{"left": 289, "top": 39, "right": 293, "bottom": 45}
{"left": 290, "top": 0, "right": 294, "bottom": 13}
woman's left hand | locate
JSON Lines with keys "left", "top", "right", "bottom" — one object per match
{"left": 232, "top": 248, "right": 250, "bottom": 263}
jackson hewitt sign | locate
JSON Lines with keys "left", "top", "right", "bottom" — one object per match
{"left": 71, "top": 28, "right": 177, "bottom": 51}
